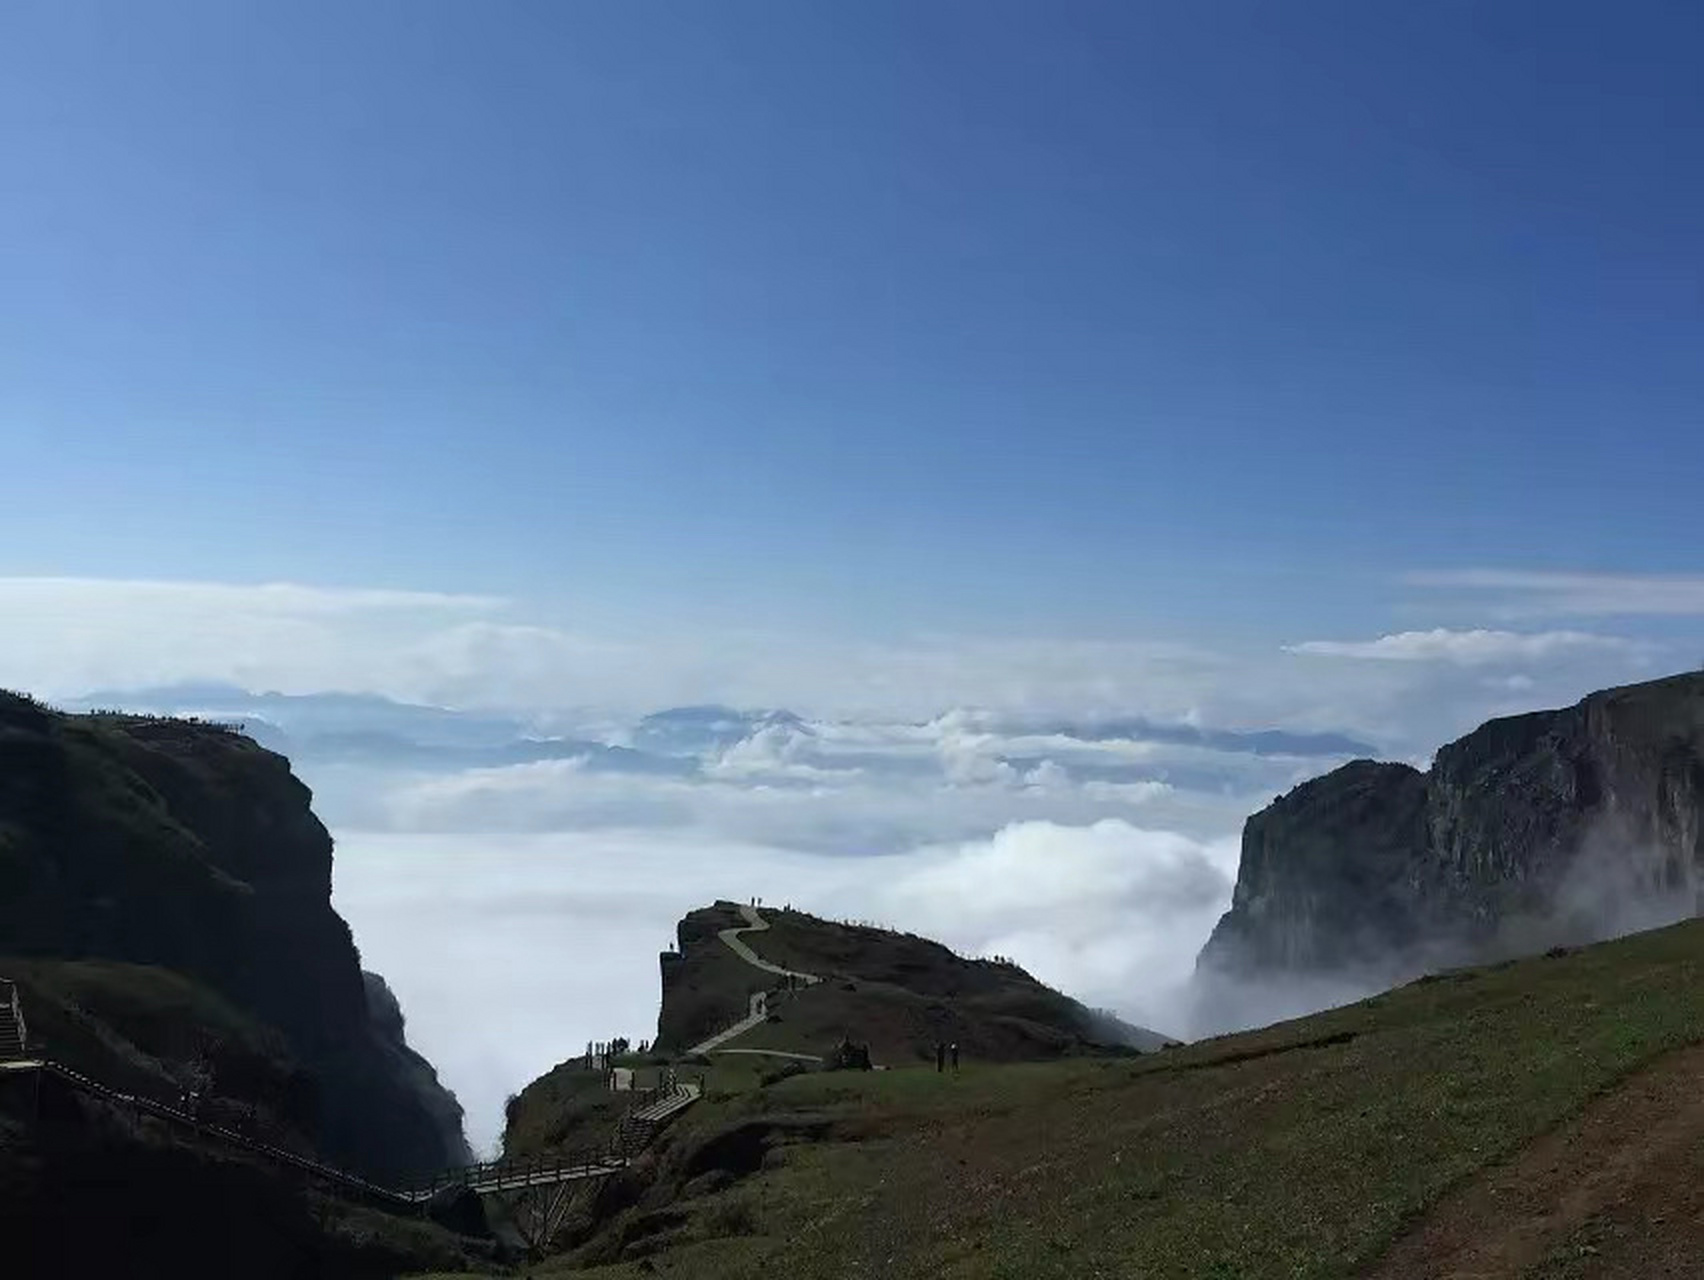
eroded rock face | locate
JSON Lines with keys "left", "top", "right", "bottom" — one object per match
{"left": 1197, "top": 673, "right": 1704, "bottom": 1011}
{"left": 363, "top": 971, "right": 474, "bottom": 1167}
{"left": 0, "top": 692, "right": 468, "bottom": 1179}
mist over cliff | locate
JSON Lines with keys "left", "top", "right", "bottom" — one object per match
{"left": 1195, "top": 671, "right": 1704, "bottom": 1032}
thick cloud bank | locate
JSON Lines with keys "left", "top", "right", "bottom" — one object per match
{"left": 14, "top": 572, "right": 1678, "bottom": 1154}
{"left": 333, "top": 819, "right": 1239, "bottom": 1152}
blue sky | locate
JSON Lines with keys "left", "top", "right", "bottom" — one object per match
{"left": 5, "top": 0, "right": 1702, "bottom": 642}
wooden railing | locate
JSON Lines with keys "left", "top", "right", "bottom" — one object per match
{"left": 32, "top": 1058, "right": 407, "bottom": 1205}
{"left": 407, "top": 1150, "right": 626, "bottom": 1199}
{"left": 0, "top": 979, "right": 26, "bottom": 1058}
{"left": 3, "top": 984, "right": 699, "bottom": 1210}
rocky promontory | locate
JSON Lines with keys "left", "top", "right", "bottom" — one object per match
{"left": 1197, "top": 671, "right": 1704, "bottom": 1008}
{"left": 657, "top": 901, "right": 1173, "bottom": 1064}
{"left": 0, "top": 690, "right": 469, "bottom": 1180}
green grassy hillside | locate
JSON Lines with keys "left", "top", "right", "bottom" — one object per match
{"left": 2, "top": 958, "right": 315, "bottom": 1140}
{"left": 421, "top": 915, "right": 1704, "bottom": 1278}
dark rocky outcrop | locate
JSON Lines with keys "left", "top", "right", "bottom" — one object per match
{"left": 0, "top": 691, "right": 468, "bottom": 1180}
{"left": 656, "top": 901, "right": 1174, "bottom": 1064}
{"left": 1197, "top": 672, "right": 1704, "bottom": 1006}
{"left": 362, "top": 971, "right": 473, "bottom": 1166}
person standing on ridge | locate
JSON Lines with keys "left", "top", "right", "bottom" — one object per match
{"left": 950, "top": 1042, "right": 960, "bottom": 1072}
{"left": 935, "top": 1042, "right": 946, "bottom": 1073}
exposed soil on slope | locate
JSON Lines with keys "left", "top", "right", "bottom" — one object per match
{"left": 1363, "top": 1040, "right": 1704, "bottom": 1279}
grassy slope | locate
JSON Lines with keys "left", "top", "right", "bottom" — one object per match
{"left": 420, "top": 916, "right": 1704, "bottom": 1279}
{"left": 2, "top": 958, "right": 301, "bottom": 1111}
{"left": 1, "top": 960, "right": 485, "bottom": 1278}
{"left": 504, "top": 1060, "right": 688, "bottom": 1160}
{"left": 664, "top": 904, "right": 1140, "bottom": 1067}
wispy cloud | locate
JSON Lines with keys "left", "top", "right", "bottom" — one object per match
{"left": 1287, "top": 628, "right": 1641, "bottom": 664}
{"left": 0, "top": 575, "right": 1242, "bottom": 721}
{"left": 0, "top": 577, "right": 514, "bottom": 703}
{"left": 1408, "top": 569, "right": 1704, "bottom": 617}
{"left": 0, "top": 576, "right": 505, "bottom": 614}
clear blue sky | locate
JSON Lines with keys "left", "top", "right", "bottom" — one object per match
{"left": 4, "top": 0, "right": 1701, "bottom": 641}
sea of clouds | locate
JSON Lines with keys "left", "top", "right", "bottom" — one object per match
{"left": 3, "top": 574, "right": 1678, "bottom": 1152}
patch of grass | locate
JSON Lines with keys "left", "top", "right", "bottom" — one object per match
{"left": 699, "top": 1193, "right": 759, "bottom": 1238}
{"left": 502, "top": 1062, "right": 628, "bottom": 1158}
{"left": 2, "top": 957, "right": 295, "bottom": 1099}
{"left": 519, "top": 917, "right": 1704, "bottom": 1279}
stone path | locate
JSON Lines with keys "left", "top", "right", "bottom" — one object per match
{"left": 688, "top": 990, "right": 771, "bottom": 1055}
{"left": 716, "top": 903, "right": 821, "bottom": 985}
{"left": 686, "top": 904, "right": 822, "bottom": 1057}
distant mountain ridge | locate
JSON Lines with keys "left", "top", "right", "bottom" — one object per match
{"left": 631, "top": 704, "right": 809, "bottom": 756}
{"left": 73, "top": 685, "right": 1375, "bottom": 788}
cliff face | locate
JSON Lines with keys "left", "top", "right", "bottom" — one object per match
{"left": 1198, "top": 672, "right": 1704, "bottom": 994}
{"left": 0, "top": 692, "right": 469, "bottom": 1178}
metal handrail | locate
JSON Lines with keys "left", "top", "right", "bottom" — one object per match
{"left": 3, "top": 980, "right": 697, "bottom": 1210}
{"left": 408, "top": 1081, "right": 700, "bottom": 1198}
{"left": 0, "top": 979, "right": 25, "bottom": 1058}
{"left": 16, "top": 1051, "right": 649, "bottom": 1204}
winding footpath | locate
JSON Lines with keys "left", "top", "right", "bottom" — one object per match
{"left": 686, "top": 904, "right": 824, "bottom": 1059}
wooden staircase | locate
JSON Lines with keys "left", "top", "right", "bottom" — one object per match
{"left": 609, "top": 1082, "right": 700, "bottom": 1159}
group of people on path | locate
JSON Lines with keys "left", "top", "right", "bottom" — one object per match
{"left": 935, "top": 1041, "right": 960, "bottom": 1073}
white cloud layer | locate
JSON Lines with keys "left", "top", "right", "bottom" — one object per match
{"left": 1409, "top": 569, "right": 1704, "bottom": 617}
{"left": 332, "top": 819, "right": 1238, "bottom": 1154}
{"left": 1288, "top": 628, "right": 1639, "bottom": 664}
{"left": 0, "top": 577, "right": 1229, "bottom": 719}
{"left": 0, "top": 576, "right": 1670, "bottom": 756}
{"left": 1, "top": 573, "right": 1688, "bottom": 1157}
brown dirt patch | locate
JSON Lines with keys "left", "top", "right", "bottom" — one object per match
{"left": 1362, "top": 1040, "right": 1704, "bottom": 1279}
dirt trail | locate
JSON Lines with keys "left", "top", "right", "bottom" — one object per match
{"left": 1362, "top": 1040, "right": 1704, "bottom": 1279}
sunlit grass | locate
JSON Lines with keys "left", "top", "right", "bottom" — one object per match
{"left": 414, "top": 917, "right": 1704, "bottom": 1279}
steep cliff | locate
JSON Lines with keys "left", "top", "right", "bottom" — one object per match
{"left": 0, "top": 691, "right": 469, "bottom": 1179}
{"left": 1197, "top": 671, "right": 1704, "bottom": 996}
